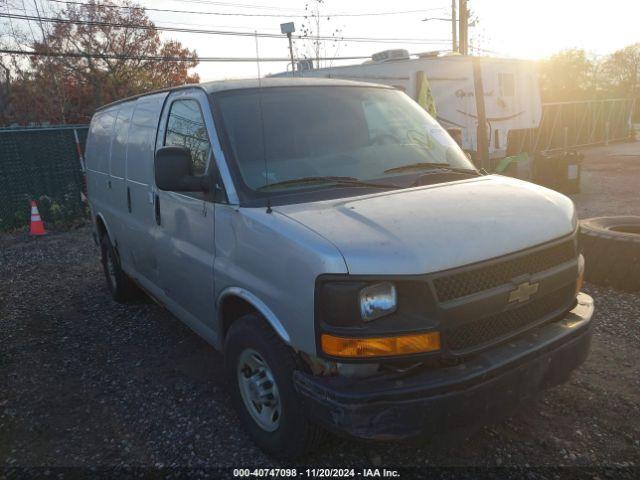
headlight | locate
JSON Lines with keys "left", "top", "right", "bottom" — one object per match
{"left": 315, "top": 276, "right": 435, "bottom": 329}
{"left": 571, "top": 205, "right": 578, "bottom": 232}
{"left": 315, "top": 276, "right": 439, "bottom": 360}
{"left": 359, "top": 282, "right": 397, "bottom": 321}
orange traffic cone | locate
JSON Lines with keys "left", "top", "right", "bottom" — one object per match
{"left": 29, "top": 200, "right": 47, "bottom": 236}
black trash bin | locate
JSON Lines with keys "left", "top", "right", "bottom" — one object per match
{"left": 558, "top": 151, "right": 583, "bottom": 194}
{"left": 533, "top": 152, "right": 561, "bottom": 190}
{"left": 534, "top": 151, "right": 583, "bottom": 194}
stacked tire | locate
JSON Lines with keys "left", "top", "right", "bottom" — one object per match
{"left": 579, "top": 216, "right": 640, "bottom": 291}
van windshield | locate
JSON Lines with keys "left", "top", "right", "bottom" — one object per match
{"left": 214, "top": 86, "right": 476, "bottom": 197}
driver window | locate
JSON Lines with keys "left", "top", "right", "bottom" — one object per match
{"left": 164, "top": 99, "right": 211, "bottom": 176}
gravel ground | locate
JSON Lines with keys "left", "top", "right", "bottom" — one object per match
{"left": 1, "top": 143, "right": 640, "bottom": 471}
{"left": 572, "top": 141, "right": 640, "bottom": 218}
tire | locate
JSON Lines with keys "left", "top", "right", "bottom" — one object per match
{"left": 579, "top": 216, "right": 640, "bottom": 291}
{"left": 100, "top": 234, "right": 139, "bottom": 302}
{"left": 224, "top": 314, "right": 325, "bottom": 459}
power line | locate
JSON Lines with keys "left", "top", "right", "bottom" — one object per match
{"left": 0, "top": 47, "right": 462, "bottom": 64}
{"left": 0, "top": 12, "right": 451, "bottom": 44}
{"left": 16, "top": 4, "right": 282, "bottom": 32}
{"left": 46, "top": 0, "right": 302, "bottom": 18}
{"left": 0, "top": 47, "right": 372, "bottom": 62}
{"left": 47, "top": 0, "right": 448, "bottom": 18}
{"left": 144, "top": 0, "right": 446, "bottom": 17}
{"left": 144, "top": 19, "right": 280, "bottom": 33}
{"left": 163, "top": 0, "right": 305, "bottom": 13}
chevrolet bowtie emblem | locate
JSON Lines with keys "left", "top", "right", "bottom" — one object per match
{"left": 508, "top": 281, "right": 539, "bottom": 303}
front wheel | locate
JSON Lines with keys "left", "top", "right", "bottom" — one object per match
{"left": 224, "top": 314, "right": 324, "bottom": 459}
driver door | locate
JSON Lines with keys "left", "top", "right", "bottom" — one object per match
{"left": 153, "top": 89, "right": 217, "bottom": 334}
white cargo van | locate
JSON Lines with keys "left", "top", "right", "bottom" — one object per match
{"left": 86, "top": 78, "right": 593, "bottom": 458}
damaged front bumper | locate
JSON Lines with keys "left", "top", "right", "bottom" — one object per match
{"left": 294, "top": 293, "right": 594, "bottom": 440}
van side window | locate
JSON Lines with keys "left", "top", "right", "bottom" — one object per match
{"left": 110, "top": 103, "right": 134, "bottom": 178}
{"left": 127, "top": 95, "right": 165, "bottom": 184}
{"left": 164, "top": 100, "right": 211, "bottom": 176}
{"left": 86, "top": 110, "right": 117, "bottom": 173}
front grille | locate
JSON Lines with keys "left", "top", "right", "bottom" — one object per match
{"left": 446, "top": 286, "right": 574, "bottom": 352}
{"left": 433, "top": 240, "right": 576, "bottom": 302}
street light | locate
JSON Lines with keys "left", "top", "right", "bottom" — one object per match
{"left": 280, "top": 22, "right": 296, "bottom": 76}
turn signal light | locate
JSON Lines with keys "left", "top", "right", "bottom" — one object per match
{"left": 320, "top": 332, "right": 441, "bottom": 358}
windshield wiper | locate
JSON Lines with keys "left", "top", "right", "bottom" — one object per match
{"left": 384, "top": 162, "right": 479, "bottom": 175}
{"left": 257, "top": 176, "right": 398, "bottom": 191}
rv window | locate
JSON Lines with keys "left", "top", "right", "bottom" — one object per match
{"left": 499, "top": 72, "right": 515, "bottom": 97}
{"left": 164, "top": 99, "right": 211, "bottom": 176}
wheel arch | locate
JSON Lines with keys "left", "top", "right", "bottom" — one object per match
{"left": 94, "top": 213, "right": 123, "bottom": 265}
{"left": 94, "top": 212, "right": 113, "bottom": 243}
{"left": 217, "top": 287, "right": 291, "bottom": 346}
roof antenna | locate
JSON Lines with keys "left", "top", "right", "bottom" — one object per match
{"left": 254, "top": 30, "right": 272, "bottom": 214}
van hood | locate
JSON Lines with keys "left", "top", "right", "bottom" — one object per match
{"left": 274, "top": 176, "right": 576, "bottom": 275}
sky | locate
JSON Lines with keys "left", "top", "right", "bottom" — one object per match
{"left": 9, "top": 0, "right": 640, "bottom": 80}
{"left": 136, "top": 0, "right": 640, "bottom": 81}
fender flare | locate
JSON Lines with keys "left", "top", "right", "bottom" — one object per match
{"left": 217, "top": 287, "right": 291, "bottom": 345}
{"left": 95, "top": 212, "right": 115, "bottom": 245}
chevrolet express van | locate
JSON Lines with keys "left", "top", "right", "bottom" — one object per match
{"left": 85, "top": 78, "right": 593, "bottom": 458}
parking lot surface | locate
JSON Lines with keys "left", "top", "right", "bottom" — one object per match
{"left": 1, "top": 143, "right": 639, "bottom": 469}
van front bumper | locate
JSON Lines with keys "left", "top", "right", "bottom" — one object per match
{"left": 294, "top": 293, "right": 594, "bottom": 440}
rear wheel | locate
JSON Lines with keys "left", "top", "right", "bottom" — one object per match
{"left": 225, "top": 314, "right": 325, "bottom": 459}
{"left": 100, "top": 234, "right": 139, "bottom": 302}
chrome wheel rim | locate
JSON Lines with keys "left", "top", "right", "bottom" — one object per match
{"left": 237, "top": 349, "right": 281, "bottom": 432}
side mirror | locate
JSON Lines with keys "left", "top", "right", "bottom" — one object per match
{"left": 154, "top": 146, "right": 209, "bottom": 192}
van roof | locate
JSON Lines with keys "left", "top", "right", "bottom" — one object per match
{"left": 95, "top": 77, "right": 391, "bottom": 112}
{"left": 201, "top": 77, "right": 390, "bottom": 92}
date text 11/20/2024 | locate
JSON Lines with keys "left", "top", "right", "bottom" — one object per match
{"left": 233, "top": 469, "right": 400, "bottom": 478}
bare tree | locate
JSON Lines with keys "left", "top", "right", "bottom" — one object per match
{"left": 298, "top": 0, "right": 343, "bottom": 69}
{"left": 0, "top": 0, "right": 19, "bottom": 119}
{"left": 27, "top": 0, "right": 67, "bottom": 122}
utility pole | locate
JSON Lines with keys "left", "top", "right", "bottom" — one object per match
{"left": 287, "top": 33, "right": 295, "bottom": 75}
{"left": 280, "top": 22, "right": 296, "bottom": 76}
{"left": 451, "top": 0, "right": 458, "bottom": 53}
{"left": 458, "top": 0, "right": 468, "bottom": 55}
{"left": 472, "top": 57, "right": 489, "bottom": 170}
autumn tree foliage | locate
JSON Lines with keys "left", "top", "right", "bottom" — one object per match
{"left": 2, "top": 0, "right": 199, "bottom": 125}
{"left": 602, "top": 43, "right": 640, "bottom": 99}
{"left": 538, "top": 49, "right": 597, "bottom": 102}
{"left": 539, "top": 45, "right": 640, "bottom": 104}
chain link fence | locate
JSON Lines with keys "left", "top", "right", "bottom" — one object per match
{"left": 0, "top": 125, "right": 89, "bottom": 231}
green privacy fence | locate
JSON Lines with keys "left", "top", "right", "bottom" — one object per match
{"left": 0, "top": 124, "right": 89, "bottom": 231}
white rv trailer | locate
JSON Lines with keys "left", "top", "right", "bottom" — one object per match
{"left": 271, "top": 51, "right": 542, "bottom": 161}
